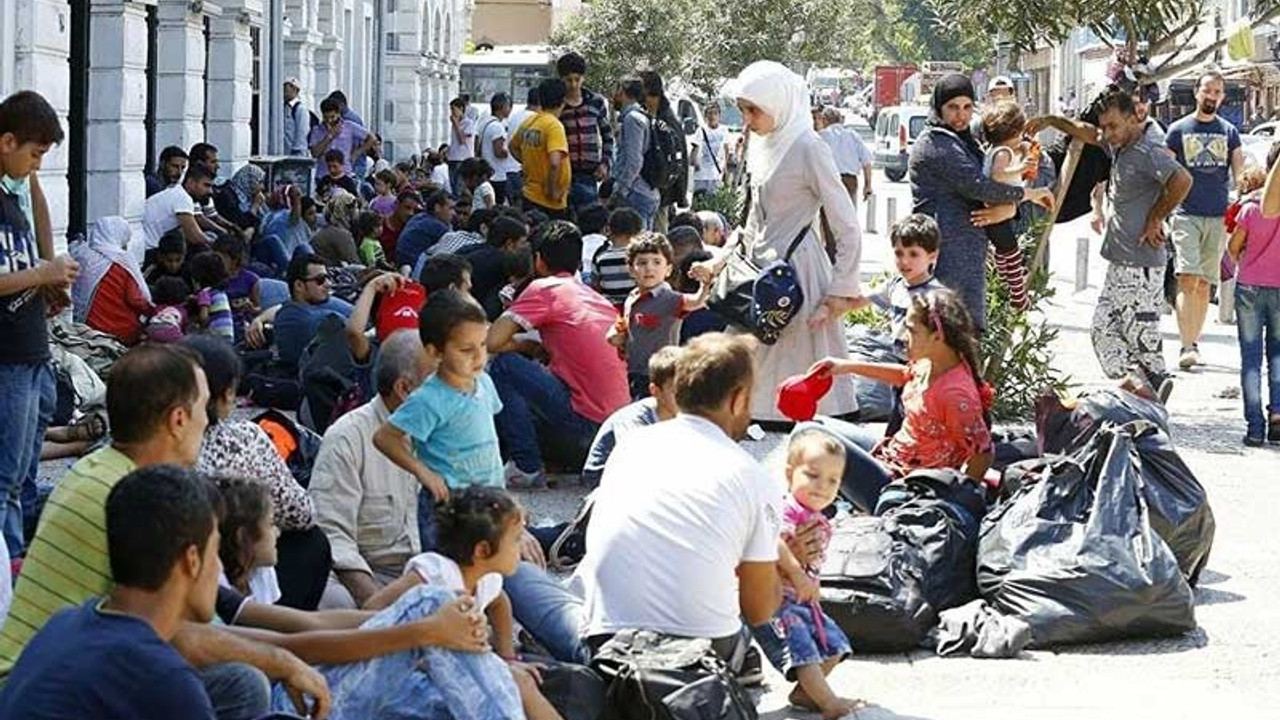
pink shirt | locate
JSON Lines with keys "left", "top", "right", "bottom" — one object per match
{"left": 505, "top": 273, "right": 629, "bottom": 424}
{"left": 1234, "top": 202, "right": 1280, "bottom": 288}
{"left": 782, "top": 494, "right": 830, "bottom": 578}
{"left": 875, "top": 361, "right": 992, "bottom": 474}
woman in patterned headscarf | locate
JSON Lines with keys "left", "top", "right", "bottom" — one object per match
{"left": 214, "top": 163, "right": 267, "bottom": 234}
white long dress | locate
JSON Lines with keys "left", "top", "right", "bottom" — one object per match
{"left": 738, "top": 132, "right": 863, "bottom": 421}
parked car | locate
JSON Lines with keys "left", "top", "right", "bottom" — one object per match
{"left": 873, "top": 105, "right": 929, "bottom": 182}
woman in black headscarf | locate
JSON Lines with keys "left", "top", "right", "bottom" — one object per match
{"left": 908, "top": 74, "right": 1051, "bottom": 329}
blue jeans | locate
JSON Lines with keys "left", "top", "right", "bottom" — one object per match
{"left": 271, "top": 585, "right": 522, "bottom": 720}
{"left": 623, "top": 189, "right": 660, "bottom": 230}
{"left": 794, "top": 418, "right": 892, "bottom": 514}
{"left": 197, "top": 662, "right": 272, "bottom": 720}
{"left": 506, "top": 171, "right": 524, "bottom": 204}
{"left": 0, "top": 361, "right": 55, "bottom": 556}
{"left": 489, "top": 353, "right": 600, "bottom": 474}
{"left": 416, "top": 488, "right": 438, "bottom": 552}
{"left": 569, "top": 174, "right": 599, "bottom": 210}
{"left": 505, "top": 561, "right": 590, "bottom": 664}
{"left": 253, "top": 234, "right": 292, "bottom": 277}
{"left": 1236, "top": 283, "right": 1280, "bottom": 438}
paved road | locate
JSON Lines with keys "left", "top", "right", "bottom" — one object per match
{"left": 521, "top": 163, "right": 1280, "bottom": 718}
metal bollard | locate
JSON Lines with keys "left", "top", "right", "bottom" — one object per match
{"left": 886, "top": 196, "right": 898, "bottom": 230}
{"left": 1075, "top": 236, "right": 1089, "bottom": 292}
{"left": 865, "top": 193, "right": 877, "bottom": 234}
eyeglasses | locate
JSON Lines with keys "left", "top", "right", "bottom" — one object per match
{"left": 305, "top": 274, "right": 331, "bottom": 285}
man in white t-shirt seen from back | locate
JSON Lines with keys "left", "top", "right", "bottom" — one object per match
{"left": 692, "top": 102, "right": 729, "bottom": 197}
{"left": 142, "top": 162, "right": 216, "bottom": 253}
{"left": 818, "top": 106, "right": 873, "bottom": 206}
{"left": 505, "top": 86, "right": 540, "bottom": 203}
{"left": 503, "top": 333, "right": 785, "bottom": 675}
{"left": 478, "top": 93, "right": 521, "bottom": 206}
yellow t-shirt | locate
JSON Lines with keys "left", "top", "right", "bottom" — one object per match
{"left": 512, "top": 111, "right": 571, "bottom": 210}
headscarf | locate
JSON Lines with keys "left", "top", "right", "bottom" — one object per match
{"left": 230, "top": 164, "right": 266, "bottom": 213}
{"left": 325, "top": 189, "right": 361, "bottom": 231}
{"left": 730, "top": 61, "right": 813, "bottom": 188}
{"left": 70, "top": 216, "right": 150, "bottom": 323}
{"left": 929, "top": 73, "right": 983, "bottom": 160}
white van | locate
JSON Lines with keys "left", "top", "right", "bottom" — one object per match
{"left": 873, "top": 105, "right": 929, "bottom": 182}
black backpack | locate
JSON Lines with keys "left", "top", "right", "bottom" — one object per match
{"left": 640, "top": 112, "right": 687, "bottom": 193}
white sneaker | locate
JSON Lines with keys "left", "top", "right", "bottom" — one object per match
{"left": 503, "top": 460, "right": 548, "bottom": 489}
{"left": 1178, "top": 347, "right": 1199, "bottom": 370}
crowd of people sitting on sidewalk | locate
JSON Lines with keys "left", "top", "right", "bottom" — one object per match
{"left": 0, "top": 56, "right": 1275, "bottom": 720}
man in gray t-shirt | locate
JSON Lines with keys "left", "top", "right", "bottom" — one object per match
{"left": 1029, "top": 91, "right": 1191, "bottom": 398}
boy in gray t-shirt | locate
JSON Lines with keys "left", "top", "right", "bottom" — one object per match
{"left": 607, "top": 232, "right": 710, "bottom": 399}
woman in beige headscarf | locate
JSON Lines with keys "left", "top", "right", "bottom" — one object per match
{"left": 311, "top": 189, "right": 362, "bottom": 265}
{"left": 694, "top": 61, "right": 864, "bottom": 424}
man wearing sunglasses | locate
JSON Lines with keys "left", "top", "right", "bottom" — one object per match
{"left": 244, "top": 253, "right": 353, "bottom": 370}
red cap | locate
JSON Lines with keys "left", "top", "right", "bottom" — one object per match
{"left": 775, "top": 370, "right": 834, "bottom": 422}
{"left": 376, "top": 282, "right": 427, "bottom": 341}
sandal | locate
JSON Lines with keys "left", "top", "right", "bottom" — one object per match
{"left": 68, "top": 413, "right": 107, "bottom": 443}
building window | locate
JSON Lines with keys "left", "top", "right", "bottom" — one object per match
{"left": 250, "top": 25, "right": 262, "bottom": 156}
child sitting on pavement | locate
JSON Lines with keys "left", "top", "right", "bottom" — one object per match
{"left": 188, "top": 250, "right": 234, "bottom": 342}
{"left": 606, "top": 232, "right": 711, "bottom": 399}
{"left": 373, "top": 289, "right": 505, "bottom": 550}
{"left": 753, "top": 429, "right": 866, "bottom": 719}
{"left": 354, "top": 210, "right": 392, "bottom": 270}
{"left": 810, "top": 289, "right": 995, "bottom": 495}
{"left": 366, "top": 486, "right": 562, "bottom": 720}
{"left": 848, "top": 214, "right": 945, "bottom": 354}
{"left": 580, "top": 345, "right": 683, "bottom": 487}
{"left": 590, "top": 207, "right": 644, "bottom": 309}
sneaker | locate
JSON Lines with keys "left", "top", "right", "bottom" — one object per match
{"left": 503, "top": 460, "right": 548, "bottom": 489}
{"left": 736, "top": 644, "right": 765, "bottom": 688}
{"left": 1178, "top": 347, "right": 1199, "bottom": 370}
{"left": 1155, "top": 375, "right": 1174, "bottom": 405}
{"left": 1244, "top": 435, "right": 1266, "bottom": 448}
{"left": 1192, "top": 343, "right": 1205, "bottom": 366}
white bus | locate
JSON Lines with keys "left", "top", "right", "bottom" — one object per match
{"left": 458, "top": 45, "right": 556, "bottom": 116}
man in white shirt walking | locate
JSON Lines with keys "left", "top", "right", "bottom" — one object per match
{"left": 692, "top": 103, "right": 729, "bottom": 197}
{"left": 818, "top": 106, "right": 873, "bottom": 206}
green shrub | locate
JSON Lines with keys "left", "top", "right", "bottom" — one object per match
{"left": 691, "top": 184, "right": 746, "bottom": 224}
{"left": 981, "top": 219, "right": 1072, "bottom": 422}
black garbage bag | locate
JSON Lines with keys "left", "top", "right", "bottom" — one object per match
{"left": 977, "top": 426, "right": 1196, "bottom": 648}
{"left": 818, "top": 514, "right": 932, "bottom": 653}
{"left": 821, "top": 472, "right": 983, "bottom": 652}
{"left": 1035, "top": 389, "right": 1215, "bottom": 584}
{"left": 845, "top": 326, "right": 901, "bottom": 422}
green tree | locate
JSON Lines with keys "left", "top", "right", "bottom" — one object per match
{"left": 928, "top": 0, "right": 1280, "bottom": 82}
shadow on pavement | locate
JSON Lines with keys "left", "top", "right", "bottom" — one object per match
{"left": 757, "top": 705, "right": 939, "bottom": 720}
{"left": 1049, "top": 626, "right": 1209, "bottom": 656}
{"left": 1197, "top": 568, "right": 1231, "bottom": 585}
{"left": 1195, "top": 585, "right": 1247, "bottom": 606}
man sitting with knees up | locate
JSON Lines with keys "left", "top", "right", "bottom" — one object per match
{"left": 503, "top": 333, "right": 783, "bottom": 674}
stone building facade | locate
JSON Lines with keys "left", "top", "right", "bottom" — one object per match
{"left": 0, "top": 0, "right": 472, "bottom": 245}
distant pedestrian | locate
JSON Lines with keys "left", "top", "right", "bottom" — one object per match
{"left": 309, "top": 96, "right": 376, "bottom": 179}
{"left": 610, "top": 76, "right": 659, "bottom": 229}
{"left": 693, "top": 103, "right": 729, "bottom": 197}
{"left": 1165, "top": 70, "right": 1244, "bottom": 371}
{"left": 509, "top": 79, "right": 571, "bottom": 220}
{"left": 283, "top": 77, "right": 308, "bottom": 156}
{"left": 556, "top": 52, "right": 614, "bottom": 211}
{"left": 477, "top": 93, "right": 519, "bottom": 205}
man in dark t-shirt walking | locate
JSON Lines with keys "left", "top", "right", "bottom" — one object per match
{"left": 1165, "top": 70, "right": 1244, "bottom": 370}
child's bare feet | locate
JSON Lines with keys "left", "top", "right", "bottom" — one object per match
{"left": 788, "top": 686, "right": 871, "bottom": 719}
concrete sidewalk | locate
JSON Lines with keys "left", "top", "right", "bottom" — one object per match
{"left": 747, "top": 215, "right": 1279, "bottom": 719}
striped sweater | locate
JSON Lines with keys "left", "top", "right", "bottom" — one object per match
{"left": 560, "top": 89, "right": 615, "bottom": 174}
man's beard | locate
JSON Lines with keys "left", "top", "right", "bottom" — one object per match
{"left": 1199, "top": 100, "right": 1219, "bottom": 115}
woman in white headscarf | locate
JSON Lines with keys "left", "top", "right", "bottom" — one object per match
{"left": 694, "top": 61, "right": 863, "bottom": 423}
{"left": 70, "top": 216, "right": 154, "bottom": 345}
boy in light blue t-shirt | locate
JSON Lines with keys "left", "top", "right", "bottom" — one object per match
{"left": 373, "top": 289, "right": 503, "bottom": 549}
